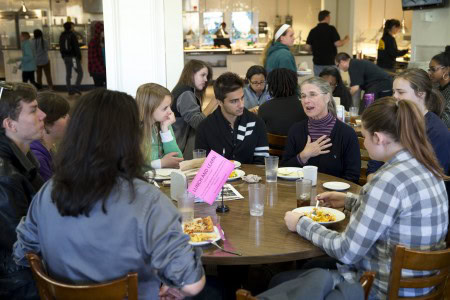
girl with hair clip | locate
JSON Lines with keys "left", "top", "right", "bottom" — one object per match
{"left": 429, "top": 49, "right": 450, "bottom": 127}
{"left": 262, "top": 24, "right": 297, "bottom": 73}
{"left": 283, "top": 97, "right": 449, "bottom": 300}
{"left": 366, "top": 68, "right": 450, "bottom": 198}
{"left": 171, "top": 59, "right": 217, "bottom": 159}
{"left": 377, "top": 19, "right": 408, "bottom": 72}
{"left": 136, "top": 83, "right": 183, "bottom": 170}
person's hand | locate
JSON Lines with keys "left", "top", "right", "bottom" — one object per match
{"left": 160, "top": 112, "right": 176, "bottom": 132}
{"left": 161, "top": 152, "right": 184, "bottom": 169}
{"left": 249, "top": 106, "right": 259, "bottom": 114}
{"left": 299, "top": 135, "right": 332, "bottom": 163}
{"left": 316, "top": 192, "right": 346, "bottom": 209}
{"left": 284, "top": 211, "right": 304, "bottom": 232}
{"left": 343, "top": 35, "right": 349, "bottom": 41}
{"left": 159, "top": 284, "right": 185, "bottom": 300}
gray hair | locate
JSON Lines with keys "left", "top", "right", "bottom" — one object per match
{"left": 300, "top": 77, "right": 336, "bottom": 117}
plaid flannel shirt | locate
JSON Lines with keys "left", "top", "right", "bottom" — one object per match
{"left": 297, "top": 150, "right": 448, "bottom": 300}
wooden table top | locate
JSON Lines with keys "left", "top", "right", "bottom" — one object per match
{"left": 161, "top": 164, "right": 361, "bottom": 265}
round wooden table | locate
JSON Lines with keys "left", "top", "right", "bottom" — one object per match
{"left": 162, "top": 164, "right": 361, "bottom": 265}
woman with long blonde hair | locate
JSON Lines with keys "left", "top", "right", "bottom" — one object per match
{"left": 136, "top": 83, "right": 183, "bottom": 170}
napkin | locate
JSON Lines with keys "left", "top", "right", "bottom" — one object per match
{"left": 242, "top": 174, "right": 261, "bottom": 183}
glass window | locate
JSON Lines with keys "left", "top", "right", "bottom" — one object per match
{"left": 231, "top": 11, "right": 254, "bottom": 42}
{"left": 203, "top": 12, "right": 223, "bottom": 45}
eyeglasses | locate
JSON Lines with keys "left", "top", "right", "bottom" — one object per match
{"left": 300, "top": 92, "right": 327, "bottom": 100}
{"left": 250, "top": 80, "right": 266, "bottom": 86}
{"left": 428, "top": 66, "right": 444, "bottom": 73}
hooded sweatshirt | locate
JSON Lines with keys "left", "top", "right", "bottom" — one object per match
{"left": 88, "top": 22, "right": 105, "bottom": 75}
{"left": 264, "top": 42, "right": 297, "bottom": 73}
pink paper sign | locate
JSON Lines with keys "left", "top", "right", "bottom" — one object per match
{"left": 188, "top": 150, "right": 235, "bottom": 205}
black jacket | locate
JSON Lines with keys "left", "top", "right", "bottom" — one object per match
{"left": 377, "top": 33, "right": 408, "bottom": 70}
{"left": 195, "top": 107, "right": 269, "bottom": 164}
{"left": 0, "top": 135, "right": 43, "bottom": 275}
{"left": 281, "top": 119, "right": 361, "bottom": 183}
{"left": 59, "top": 31, "right": 81, "bottom": 59}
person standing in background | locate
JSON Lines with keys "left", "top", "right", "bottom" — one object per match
{"left": 59, "top": 22, "right": 83, "bottom": 95}
{"left": 88, "top": 22, "right": 106, "bottom": 87}
{"left": 20, "top": 32, "right": 37, "bottom": 88}
{"left": 305, "top": 10, "right": 349, "bottom": 76}
{"left": 377, "top": 19, "right": 408, "bottom": 72}
{"left": 32, "top": 29, "right": 53, "bottom": 90}
{"left": 262, "top": 24, "right": 297, "bottom": 73}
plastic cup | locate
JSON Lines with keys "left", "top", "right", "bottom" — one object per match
{"left": 248, "top": 183, "right": 265, "bottom": 216}
{"left": 178, "top": 191, "right": 195, "bottom": 223}
{"left": 264, "top": 156, "right": 279, "bottom": 183}
{"left": 303, "top": 165, "right": 318, "bottom": 186}
{"left": 193, "top": 149, "right": 206, "bottom": 159}
{"left": 296, "top": 179, "right": 312, "bottom": 207}
{"left": 349, "top": 106, "right": 359, "bottom": 117}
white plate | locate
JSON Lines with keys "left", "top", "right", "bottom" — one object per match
{"left": 145, "top": 168, "right": 178, "bottom": 181}
{"left": 277, "top": 167, "right": 303, "bottom": 180}
{"left": 297, "top": 69, "right": 312, "bottom": 75}
{"left": 232, "top": 160, "right": 241, "bottom": 168}
{"left": 188, "top": 226, "right": 221, "bottom": 246}
{"left": 227, "top": 169, "right": 245, "bottom": 182}
{"left": 323, "top": 181, "right": 351, "bottom": 191}
{"left": 292, "top": 206, "right": 345, "bottom": 225}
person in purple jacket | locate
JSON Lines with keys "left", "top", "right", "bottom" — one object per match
{"left": 30, "top": 92, "right": 70, "bottom": 181}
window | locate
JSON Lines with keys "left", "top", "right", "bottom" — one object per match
{"left": 231, "top": 11, "right": 255, "bottom": 42}
{"left": 203, "top": 12, "right": 223, "bottom": 45}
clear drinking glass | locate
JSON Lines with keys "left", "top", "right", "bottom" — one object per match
{"left": 296, "top": 179, "right": 312, "bottom": 207}
{"left": 264, "top": 156, "right": 279, "bottom": 183}
{"left": 193, "top": 149, "right": 206, "bottom": 159}
{"left": 178, "top": 191, "right": 194, "bottom": 223}
{"left": 248, "top": 183, "right": 265, "bottom": 216}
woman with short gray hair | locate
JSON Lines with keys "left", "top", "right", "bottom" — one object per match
{"left": 281, "top": 77, "right": 360, "bottom": 183}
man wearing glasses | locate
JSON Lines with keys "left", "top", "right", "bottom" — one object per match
{"left": 0, "top": 82, "right": 45, "bottom": 299}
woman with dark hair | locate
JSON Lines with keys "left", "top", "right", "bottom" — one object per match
{"left": 171, "top": 59, "right": 217, "bottom": 159}
{"left": 243, "top": 65, "right": 271, "bottom": 113}
{"left": 13, "top": 89, "right": 205, "bottom": 299}
{"left": 283, "top": 97, "right": 449, "bottom": 299}
{"left": 32, "top": 29, "right": 53, "bottom": 90}
{"left": 429, "top": 50, "right": 450, "bottom": 127}
{"left": 282, "top": 77, "right": 360, "bottom": 183}
{"left": 30, "top": 92, "right": 70, "bottom": 181}
{"left": 319, "top": 67, "right": 352, "bottom": 110}
{"left": 262, "top": 24, "right": 297, "bottom": 73}
{"left": 377, "top": 19, "right": 408, "bottom": 72}
{"left": 19, "top": 32, "right": 37, "bottom": 87}
{"left": 258, "top": 68, "right": 306, "bottom": 136}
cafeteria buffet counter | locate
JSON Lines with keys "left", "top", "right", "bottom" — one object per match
{"left": 2, "top": 48, "right": 94, "bottom": 86}
{"left": 184, "top": 48, "right": 313, "bottom": 79}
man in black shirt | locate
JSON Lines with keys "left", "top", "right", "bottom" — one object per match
{"left": 195, "top": 72, "right": 269, "bottom": 164}
{"left": 336, "top": 52, "right": 393, "bottom": 100}
{"left": 305, "top": 10, "right": 349, "bottom": 76}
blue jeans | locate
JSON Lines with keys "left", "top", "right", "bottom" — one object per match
{"left": 63, "top": 56, "right": 83, "bottom": 92}
{"left": 0, "top": 269, "right": 39, "bottom": 300}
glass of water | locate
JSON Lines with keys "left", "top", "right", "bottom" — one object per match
{"left": 248, "top": 183, "right": 265, "bottom": 216}
{"left": 178, "top": 191, "right": 195, "bottom": 223}
{"left": 193, "top": 149, "right": 206, "bottom": 159}
{"left": 296, "top": 179, "right": 312, "bottom": 207}
{"left": 264, "top": 156, "right": 279, "bottom": 183}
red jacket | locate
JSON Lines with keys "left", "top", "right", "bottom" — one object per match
{"left": 88, "top": 22, "right": 105, "bottom": 75}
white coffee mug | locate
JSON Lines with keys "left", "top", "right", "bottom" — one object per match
{"left": 303, "top": 165, "right": 318, "bottom": 186}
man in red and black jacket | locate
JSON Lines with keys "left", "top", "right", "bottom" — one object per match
{"left": 88, "top": 22, "right": 106, "bottom": 87}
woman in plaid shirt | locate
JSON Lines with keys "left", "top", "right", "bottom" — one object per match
{"left": 284, "top": 98, "right": 449, "bottom": 299}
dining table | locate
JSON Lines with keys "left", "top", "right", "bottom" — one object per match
{"left": 160, "top": 164, "right": 361, "bottom": 266}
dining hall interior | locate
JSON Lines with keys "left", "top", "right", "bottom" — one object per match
{"left": 0, "top": 0, "right": 450, "bottom": 300}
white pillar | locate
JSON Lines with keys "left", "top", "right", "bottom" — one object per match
{"left": 103, "top": 0, "right": 183, "bottom": 96}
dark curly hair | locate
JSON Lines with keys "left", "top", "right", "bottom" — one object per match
{"left": 267, "top": 68, "right": 298, "bottom": 98}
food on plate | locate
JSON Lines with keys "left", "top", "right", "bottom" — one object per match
{"left": 183, "top": 216, "right": 214, "bottom": 234}
{"left": 304, "top": 208, "right": 336, "bottom": 222}
{"left": 229, "top": 170, "right": 238, "bottom": 178}
{"left": 189, "top": 232, "right": 218, "bottom": 243}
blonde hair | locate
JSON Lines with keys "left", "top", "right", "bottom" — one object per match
{"left": 262, "top": 24, "right": 291, "bottom": 67}
{"left": 136, "top": 83, "right": 171, "bottom": 160}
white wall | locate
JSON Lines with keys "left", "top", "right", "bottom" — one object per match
{"left": 410, "top": 7, "right": 450, "bottom": 63}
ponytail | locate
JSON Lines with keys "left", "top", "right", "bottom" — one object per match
{"left": 261, "top": 24, "right": 290, "bottom": 67}
{"left": 362, "top": 97, "right": 449, "bottom": 180}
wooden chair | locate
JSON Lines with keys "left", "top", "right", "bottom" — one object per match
{"left": 236, "top": 271, "right": 376, "bottom": 300}
{"left": 267, "top": 133, "right": 287, "bottom": 157}
{"left": 26, "top": 253, "right": 138, "bottom": 300}
{"left": 358, "top": 137, "right": 370, "bottom": 185}
{"left": 387, "top": 245, "right": 450, "bottom": 300}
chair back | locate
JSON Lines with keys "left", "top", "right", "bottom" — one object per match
{"left": 267, "top": 133, "right": 287, "bottom": 157}
{"left": 26, "top": 253, "right": 138, "bottom": 300}
{"left": 358, "top": 137, "right": 370, "bottom": 185}
{"left": 359, "top": 271, "right": 376, "bottom": 300}
{"left": 387, "top": 245, "right": 450, "bottom": 300}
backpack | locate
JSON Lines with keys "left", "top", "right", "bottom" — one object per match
{"left": 59, "top": 32, "right": 73, "bottom": 56}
